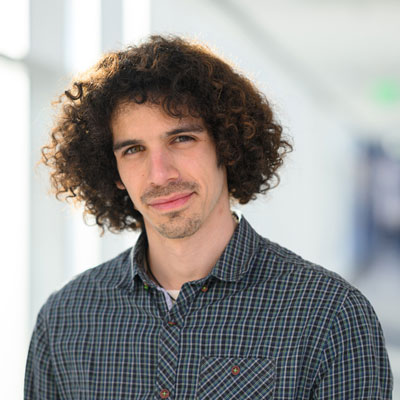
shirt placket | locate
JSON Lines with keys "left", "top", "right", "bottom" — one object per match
{"left": 153, "top": 291, "right": 185, "bottom": 399}
{"left": 152, "top": 279, "right": 209, "bottom": 399}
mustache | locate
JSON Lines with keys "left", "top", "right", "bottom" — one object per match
{"left": 141, "top": 181, "right": 198, "bottom": 204}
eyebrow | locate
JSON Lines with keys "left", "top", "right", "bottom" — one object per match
{"left": 113, "top": 123, "right": 205, "bottom": 152}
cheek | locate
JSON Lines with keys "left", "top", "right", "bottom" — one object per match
{"left": 117, "top": 160, "right": 141, "bottom": 182}
{"left": 117, "top": 167, "right": 141, "bottom": 198}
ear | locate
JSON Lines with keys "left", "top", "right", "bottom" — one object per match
{"left": 116, "top": 180, "right": 126, "bottom": 190}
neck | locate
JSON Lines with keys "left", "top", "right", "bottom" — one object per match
{"left": 145, "top": 207, "right": 237, "bottom": 290}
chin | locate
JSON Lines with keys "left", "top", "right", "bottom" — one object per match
{"left": 156, "top": 215, "right": 202, "bottom": 239}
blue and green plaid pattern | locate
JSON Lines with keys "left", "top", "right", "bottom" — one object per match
{"left": 25, "top": 217, "right": 392, "bottom": 399}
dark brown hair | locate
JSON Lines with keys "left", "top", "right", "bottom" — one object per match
{"left": 42, "top": 35, "right": 292, "bottom": 232}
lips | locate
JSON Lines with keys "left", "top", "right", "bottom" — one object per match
{"left": 148, "top": 192, "right": 194, "bottom": 211}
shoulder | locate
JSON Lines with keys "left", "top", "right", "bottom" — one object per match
{"left": 39, "top": 247, "right": 132, "bottom": 319}
{"left": 254, "top": 236, "right": 353, "bottom": 288}
{"left": 251, "top": 235, "right": 375, "bottom": 319}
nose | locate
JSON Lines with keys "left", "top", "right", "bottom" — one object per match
{"left": 147, "top": 148, "right": 179, "bottom": 186}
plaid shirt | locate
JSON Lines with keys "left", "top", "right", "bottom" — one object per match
{"left": 25, "top": 217, "right": 392, "bottom": 399}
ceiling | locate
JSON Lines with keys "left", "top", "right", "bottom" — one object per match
{"left": 220, "top": 0, "right": 400, "bottom": 138}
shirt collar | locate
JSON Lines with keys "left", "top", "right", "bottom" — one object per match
{"left": 208, "top": 215, "right": 261, "bottom": 282}
{"left": 118, "top": 215, "right": 261, "bottom": 290}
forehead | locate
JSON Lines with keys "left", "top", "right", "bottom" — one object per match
{"left": 111, "top": 102, "right": 204, "bottom": 134}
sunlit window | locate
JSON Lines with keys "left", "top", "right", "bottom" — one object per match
{"left": 0, "top": 0, "right": 29, "bottom": 58}
{"left": 123, "top": 0, "right": 151, "bottom": 45}
{"left": 65, "top": 0, "right": 101, "bottom": 72}
{"left": 0, "top": 59, "right": 29, "bottom": 400}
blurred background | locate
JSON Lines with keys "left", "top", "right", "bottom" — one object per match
{"left": 1, "top": 0, "right": 399, "bottom": 398}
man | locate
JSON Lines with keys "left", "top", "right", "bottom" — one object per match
{"left": 26, "top": 35, "right": 392, "bottom": 399}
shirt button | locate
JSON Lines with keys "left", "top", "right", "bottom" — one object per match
{"left": 231, "top": 365, "right": 240, "bottom": 375}
{"left": 201, "top": 285, "right": 208, "bottom": 292}
{"left": 160, "top": 388, "right": 170, "bottom": 398}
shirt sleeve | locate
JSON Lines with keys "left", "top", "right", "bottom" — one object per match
{"left": 313, "top": 288, "right": 393, "bottom": 399}
{"left": 24, "top": 305, "right": 60, "bottom": 399}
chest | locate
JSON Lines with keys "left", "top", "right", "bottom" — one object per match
{"left": 49, "top": 284, "right": 330, "bottom": 399}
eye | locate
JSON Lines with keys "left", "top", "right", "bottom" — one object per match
{"left": 124, "top": 145, "right": 145, "bottom": 155}
{"left": 172, "top": 135, "right": 195, "bottom": 144}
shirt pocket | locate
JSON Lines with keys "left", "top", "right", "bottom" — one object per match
{"left": 197, "top": 357, "right": 275, "bottom": 400}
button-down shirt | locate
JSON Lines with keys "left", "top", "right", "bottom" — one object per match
{"left": 25, "top": 217, "right": 393, "bottom": 399}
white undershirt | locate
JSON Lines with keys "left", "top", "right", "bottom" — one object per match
{"left": 166, "top": 290, "right": 180, "bottom": 301}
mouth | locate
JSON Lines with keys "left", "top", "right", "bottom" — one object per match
{"left": 148, "top": 192, "right": 194, "bottom": 211}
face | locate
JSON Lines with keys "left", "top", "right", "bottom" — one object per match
{"left": 111, "top": 102, "right": 230, "bottom": 240}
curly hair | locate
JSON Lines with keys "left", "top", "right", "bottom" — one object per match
{"left": 42, "top": 35, "right": 292, "bottom": 232}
